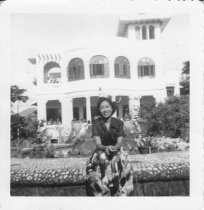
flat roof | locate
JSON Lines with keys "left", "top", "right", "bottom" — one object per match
{"left": 117, "top": 15, "right": 171, "bottom": 37}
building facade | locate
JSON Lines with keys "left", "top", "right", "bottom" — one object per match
{"left": 28, "top": 15, "right": 180, "bottom": 128}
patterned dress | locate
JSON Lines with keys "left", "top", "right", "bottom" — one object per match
{"left": 86, "top": 117, "right": 133, "bottom": 196}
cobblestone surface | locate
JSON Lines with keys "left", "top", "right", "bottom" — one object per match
{"left": 11, "top": 151, "right": 189, "bottom": 186}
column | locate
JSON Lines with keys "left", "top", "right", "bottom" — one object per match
{"left": 118, "top": 104, "right": 123, "bottom": 119}
{"left": 79, "top": 106, "right": 84, "bottom": 120}
{"left": 60, "top": 57, "right": 68, "bottom": 85}
{"left": 154, "top": 91, "right": 165, "bottom": 105}
{"left": 84, "top": 59, "right": 90, "bottom": 81}
{"left": 130, "top": 57, "right": 138, "bottom": 80}
{"left": 111, "top": 95, "right": 117, "bottom": 118}
{"left": 129, "top": 96, "right": 140, "bottom": 119}
{"left": 155, "top": 23, "right": 161, "bottom": 41}
{"left": 37, "top": 98, "right": 47, "bottom": 122}
{"left": 109, "top": 56, "right": 115, "bottom": 79}
{"left": 128, "top": 24, "right": 136, "bottom": 40}
{"left": 60, "top": 97, "right": 73, "bottom": 128}
{"left": 128, "top": 96, "right": 133, "bottom": 117}
{"left": 86, "top": 96, "right": 91, "bottom": 121}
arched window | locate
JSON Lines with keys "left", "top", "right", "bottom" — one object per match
{"left": 142, "top": 25, "right": 147, "bottom": 40}
{"left": 89, "top": 55, "right": 109, "bottom": 78}
{"left": 68, "top": 58, "right": 84, "bottom": 81}
{"left": 114, "top": 56, "right": 130, "bottom": 79}
{"left": 149, "top": 25, "right": 155, "bottom": 39}
{"left": 138, "top": 57, "right": 155, "bottom": 77}
{"left": 135, "top": 26, "right": 140, "bottom": 40}
{"left": 44, "top": 61, "right": 61, "bottom": 83}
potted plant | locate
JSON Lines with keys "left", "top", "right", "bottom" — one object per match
{"left": 137, "top": 136, "right": 158, "bottom": 154}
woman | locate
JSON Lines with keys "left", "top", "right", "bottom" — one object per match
{"left": 86, "top": 97, "right": 133, "bottom": 196}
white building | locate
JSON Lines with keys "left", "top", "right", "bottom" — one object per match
{"left": 28, "top": 14, "right": 180, "bottom": 128}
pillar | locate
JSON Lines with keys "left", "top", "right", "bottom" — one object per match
{"left": 111, "top": 95, "right": 117, "bottom": 118}
{"left": 37, "top": 98, "right": 47, "bottom": 122}
{"left": 84, "top": 60, "right": 90, "bottom": 81}
{"left": 60, "top": 97, "right": 73, "bottom": 128}
{"left": 155, "top": 23, "right": 161, "bottom": 41}
{"left": 119, "top": 105, "right": 123, "bottom": 119}
{"left": 60, "top": 57, "right": 68, "bottom": 84}
{"left": 129, "top": 96, "right": 140, "bottom": 119}
{"left": 154, "top": 90, "right": 166, "bottom": 105}
{"left": 79, "top": 106, "right": 84, "bottom": 120}
{"left": 86, "top": 96, "right": 91, "bottom": 121}
{"left": 109, "top": 56, "right": 115, "bottom": 79}
{"left": 128, "top": 96, "right": 134, "bottom": 117}
{"left": 128, "top": 24, "right": 136, "bottom": 40}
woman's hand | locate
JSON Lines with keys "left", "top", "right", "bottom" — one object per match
{"left": 105, "top": 146, "right": 117, "bottom": 155}
{"left": 109, "top": 146, "right": 117, "bottom": 152}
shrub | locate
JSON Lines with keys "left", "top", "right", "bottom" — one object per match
{"left": 11, "top": 114, "right": 27, "bottom": 140}
{"left": 11, "top": 111, "right": 45, "bottom": 142}
{"left": 139, "top": 95, "right": 189, "bottom": 139}
{"left": 154, "top": 136, "right": 189, "bottom": 152}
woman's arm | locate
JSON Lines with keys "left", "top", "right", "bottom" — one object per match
{"left": 93, "top": 136, "right": 106, "bottom": 151}
{"left": 114, "top": 136, "right": 123, "bottom": 150}
{"left": 93, "top": 136, "right": 113, "bottom": 155}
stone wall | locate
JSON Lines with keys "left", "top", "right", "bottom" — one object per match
{"left": 11, "top": 151, "right": 189, "bottom": 196}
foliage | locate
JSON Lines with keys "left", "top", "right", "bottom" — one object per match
{"left": 11, "top": 114, "right": 27, "bottom": 140}
{"left": 136, "top": 136, "right": 157, "bottom": 147}
{"left": 153, "top": 137, "right": 189, "bottom": 152}
{"left": 10, "top": 85, "right": 29, "bottom": 103}
{"left": 11, "top": 111, "right": 46, "bottom": 142}
{"left": 180, "top": 61, "right": 190, "bottom": 95}
{"left": 10, "top": 85, "right": 29, "bottom": 141}
{"left": 24, "top": 113, "right": 46, "bottom": 141}
{"left": 135, "top": 136, "right": 189, "bottom": 152}
{"left": 138, "top": 95, "right": 189, "bottom": 139}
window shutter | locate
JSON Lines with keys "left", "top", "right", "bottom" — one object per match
{"left": 141, "top": 66, "right": 144, "bottom": 76}
{"left": 93, "top": 64, "right": 96, "bottom": 75}
{"left": 101, "top": 64, "right": 104, "bottom": 75}
{"left": 153, "top": 65, "right": 155, "bottom": 76}
{"left": 70, "top": 68, "right": 73, "bottom": 79}
{"left": 149, "top": 25, "right": 155, "bottom": 39}
{"left": 142, "top": 26, "right": 147, "bottom": 40}
{"left": 114, "top": 63, "right": 117, "bottom": 75}
{"left": 123, "top": 65, "right": 127, "bottom": 76}
{"left": 76, "top": 65, "right": 79, "bottom": 78}
{"left": 73, "top": 67, "right": 77, "bottom": 78}
{"left": 144, "top": 66, "right": 149, "bottom": 76}
{"left": 135, "top": 26, "right": 140, "bottom": 40}
{"left": 81, "top": 65, "right": 84, "bottom": 78}
{"left": 119, "top": 65, "right": 123, "bottom": 76}
{"left": 150, "top": 65, "right": 155, "bottom": 76}
{"left": 115, "top": 63, "right": 119, "bottom": 76}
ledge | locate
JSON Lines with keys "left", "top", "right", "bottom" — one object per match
{"left": 11, "top": 151, "right": 189, "bottom": 188}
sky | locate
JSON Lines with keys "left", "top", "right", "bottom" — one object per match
{"left": 10, "top": 13, "right": 190, "bottom": 103}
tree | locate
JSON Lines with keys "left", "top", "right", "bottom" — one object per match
{"left": 11, "top": 85, "right": 29, "bottom": 104}
{"left": 10, "top": 85, "right": 29, "bottom": 142}
{"left": 180, "top": 61, "right": 190, "bottom": 95}
{"left": 11, "top": 114, "right": 26, "bottom": 140}
{"left": 139, "top": 95, "right": 189, "bottom": 139}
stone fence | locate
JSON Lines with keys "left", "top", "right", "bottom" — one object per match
{"left": 11, "top": 151, "right": 189, "bottom": 196}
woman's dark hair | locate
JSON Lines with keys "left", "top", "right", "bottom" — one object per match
{"left": 95, "top": 97, "right": 116, "bottom": 117}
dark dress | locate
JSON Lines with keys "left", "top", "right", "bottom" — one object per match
{"left": 86, "top": 117, "right": 133, "bottom": 196}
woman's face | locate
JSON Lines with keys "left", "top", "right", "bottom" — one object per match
{"left": 99, "top": 100, "right": 113, "bottom": 118}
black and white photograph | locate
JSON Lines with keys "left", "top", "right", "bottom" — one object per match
{"left": 0, "top": 0, "right": 203, "bottom": 210}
